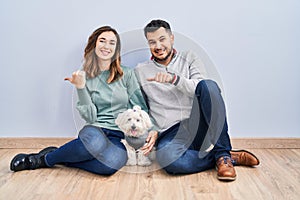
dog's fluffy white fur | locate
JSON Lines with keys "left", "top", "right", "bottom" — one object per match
{"left": 115, "top": 105, "right": 154, "bottom": 166}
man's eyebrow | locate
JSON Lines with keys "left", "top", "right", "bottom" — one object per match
{"left": 148, "top": 36, "right": 163, "bottom": 41}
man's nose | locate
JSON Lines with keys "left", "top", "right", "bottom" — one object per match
{"left": 155, "top": 41, "right": 162, "bottom": 49}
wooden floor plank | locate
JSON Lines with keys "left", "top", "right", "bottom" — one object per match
{"left": 0, "top": 148, "right": 299, "bottom": 200}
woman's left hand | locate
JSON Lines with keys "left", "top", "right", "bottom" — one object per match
{"left": 141, "top": 130, "right": 158, "bottom": 155}
{"left": 64, "top": 70, "right": 86, "bottom": 89}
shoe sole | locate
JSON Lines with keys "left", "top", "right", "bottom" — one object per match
{"left": 231, "top": 149, "right": 260, "bottom": 165}
{"left": 217, "top": 175, "right": 236, "bottom": 181}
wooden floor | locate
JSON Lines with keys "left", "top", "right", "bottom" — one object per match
{"left": 0, "top": 145, "right": 300, "bottom": 199}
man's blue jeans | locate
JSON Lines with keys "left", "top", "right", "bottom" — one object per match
{"left": 156, "top": 80, "right": 232, "bottom": 174}
{"left": 45, "top": 125, "right": 127, "bottom": 175}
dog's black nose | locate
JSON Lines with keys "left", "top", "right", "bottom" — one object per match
{"left": 131, "top": 125, "right": 136, "bottom": 130}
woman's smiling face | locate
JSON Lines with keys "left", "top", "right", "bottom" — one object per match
{"left": 95, "top": 31, "right": 117, "bottom": 62}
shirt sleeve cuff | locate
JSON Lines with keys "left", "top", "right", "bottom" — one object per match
{"left": 172, "top": 74, "right": 180, "bottom": 85}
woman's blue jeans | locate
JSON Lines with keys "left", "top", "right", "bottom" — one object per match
{"left": 156, "top": 80, "right": 232, "bottom": 174}
{"left": 45, "top": 125, "right": 127, "bottom": 175}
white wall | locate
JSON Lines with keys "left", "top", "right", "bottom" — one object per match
{"left": 0, "top": 0, "right": 299, "bottom": 138}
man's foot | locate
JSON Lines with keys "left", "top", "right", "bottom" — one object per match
{"left": 216, "top": 156, "right": 236, "bottom": 181}
{"left": 10, "top": 146, "right": 57, "bottom": 172}
{"left": 230, "top": 150, "right": 260, "bottom": 166}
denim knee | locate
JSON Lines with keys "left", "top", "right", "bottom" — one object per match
{"left": 195, "top": 80, "right": 221, "bottom": 96}
{"left": 78, "top": 125, "right": 108, "bottom": 154}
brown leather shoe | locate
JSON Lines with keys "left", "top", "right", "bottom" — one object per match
{"left": 216, "top": 156, "right": 236, "bottom": 181}
{"left": 230, "top": 150, "right": 260, "bottom": 166}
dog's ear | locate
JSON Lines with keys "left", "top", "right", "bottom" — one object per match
{"left": 139, "top": 109, "right": 152, "bottom": 130}
{"left": 115, "top": 111, "right": 127, "bottom": 127}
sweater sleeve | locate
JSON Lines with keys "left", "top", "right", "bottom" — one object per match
{"left": 76, "top": 87, "right": 97, "bottom": 123}
{"left": 173, "top": 51, "right": 207, "bottom": 97}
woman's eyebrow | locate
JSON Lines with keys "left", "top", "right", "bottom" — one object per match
{"left": 99, "top": 37, "right": 116, "bottom": 42}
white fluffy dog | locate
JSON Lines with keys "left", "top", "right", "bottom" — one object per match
{"left": 115, "top": 105, "right": 154, "bottom": 166}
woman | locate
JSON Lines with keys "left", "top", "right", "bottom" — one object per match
{"left": 10, "top": 26, "right": 148, "bottom": 175}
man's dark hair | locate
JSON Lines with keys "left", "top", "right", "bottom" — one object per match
{"left": 144, "top": 19, "right": 172, "bottom": 38}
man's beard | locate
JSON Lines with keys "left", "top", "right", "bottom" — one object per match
{"left": 153, "top": 48, "right": 174, "bottom": 63}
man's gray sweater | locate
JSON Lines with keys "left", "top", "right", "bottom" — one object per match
{"left": 134, "top": 50, "right": 207, "bottom": 133}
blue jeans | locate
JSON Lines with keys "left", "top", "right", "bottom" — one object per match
{"left": 156, "top": 80, "right": 232, "bottom": 174}
{"left": 45, "top": 125, "right": 127, "bottom": 175}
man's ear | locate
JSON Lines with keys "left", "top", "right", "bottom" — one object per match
{"left": 170, "top": 33, "right": 174, "bottom": 45}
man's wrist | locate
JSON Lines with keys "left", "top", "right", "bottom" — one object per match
{"left": 168, "top": 72, "right": 180, "bottom": 85}
{"left": 168, "top": 72, "right": 176, "bottom": 84}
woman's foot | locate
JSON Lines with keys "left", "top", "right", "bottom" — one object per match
{"left": 10, "top": 146, "right": 57, "bottom": 172}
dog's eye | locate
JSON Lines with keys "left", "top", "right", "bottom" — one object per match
{"left": 136, "top": 119, "right": 140, "bottom": 122}
{"left": 128, "top": 118, "right": 132, "bottom": 121}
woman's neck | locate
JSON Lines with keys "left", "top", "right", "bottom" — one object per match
{"left": 98, "top": 59, "right": 111, "bottom": 71}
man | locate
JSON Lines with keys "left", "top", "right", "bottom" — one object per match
{"left": 135, "top": 19, "right": 259, "bottom": 181}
